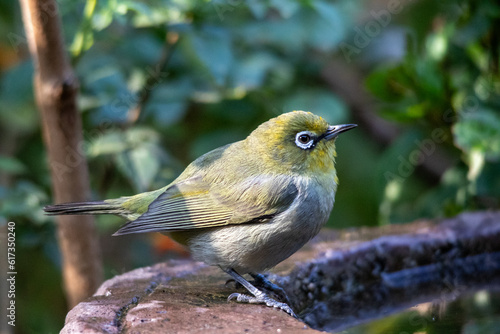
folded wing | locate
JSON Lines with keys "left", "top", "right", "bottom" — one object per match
{"left": 113, "top": 175, "right": 298, "bottom": 235}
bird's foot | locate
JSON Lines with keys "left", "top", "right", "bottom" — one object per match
{"left": 228, "top": 291, "right": 297, "bottom": 318}
{"left": 225, "top": 274, "right": 291, "bottom": 305}
{"left": 223, "top": 268, "right": 298, "bottom": 318}
{"left": 250, "top": 273, "right": 292, "bottom": 305}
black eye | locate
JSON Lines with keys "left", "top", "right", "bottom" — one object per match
{"left": 298, "top": 134, "right": 311, "bottom": 144}
{"left": 295, "top": 131, "right": 315, "bottom": 149}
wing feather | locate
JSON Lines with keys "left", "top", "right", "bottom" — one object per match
{"left": 113, "top": 175, "right": 298, "bottom": 235}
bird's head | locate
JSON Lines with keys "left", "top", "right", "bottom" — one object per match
{"left": 246, "top": 111, "right": 357, "bottom": 175}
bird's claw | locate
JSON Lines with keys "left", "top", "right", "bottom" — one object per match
{"left": 228, "top": 274, "right": 291, "bottom": 304}
{"left": 250, "top": 273, "right": 292, "bottom": 305}
{"left": 228, "top": 292, "right": 297, "bottom": 318}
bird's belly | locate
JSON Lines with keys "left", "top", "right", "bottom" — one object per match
{"left": 170, "top": 176, "right": 336, "bottom": 273}
{"left": 176, "top": 204, "right": 330, "bottom": 273}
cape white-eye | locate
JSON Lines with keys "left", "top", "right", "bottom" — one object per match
{"left": 45, "top": 110, "right": 357, "bottom": 317}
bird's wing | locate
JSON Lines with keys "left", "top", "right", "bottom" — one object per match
{"left": 113, "top": 175, "right": 298, "bottom": 235}
{"left": 218, "top": 174, "right": 299, "bottom": 225}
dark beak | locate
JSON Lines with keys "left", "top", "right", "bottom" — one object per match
{"left": 323, "top": 124, "right": 357, "bottom": 140}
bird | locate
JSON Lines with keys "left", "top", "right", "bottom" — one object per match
{"left": 44, "top": 110, "right": 357, "bottom": 317}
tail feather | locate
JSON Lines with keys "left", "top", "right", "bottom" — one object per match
{"left": 44, "top": 201, "right": 124, "bottom": 216}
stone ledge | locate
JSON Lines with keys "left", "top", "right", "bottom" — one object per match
{"left": 61, "top": 261, "right": 319, "bottom": 333}
{"left": 61, "top": 211, "right": 500, "bottom": 333}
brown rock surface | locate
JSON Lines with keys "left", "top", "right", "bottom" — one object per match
{"left": 61, "top": 260, "right": 320, "bottom": 333}
{"left": 61, "top": 211, "right": 500, "bottom": 333}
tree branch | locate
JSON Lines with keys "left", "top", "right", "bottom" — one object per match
{"left": 19, "top": 0, "right": 103, "bottom": 308}
{"left": 126, "top": 32, "right": 179, "bottom": 125}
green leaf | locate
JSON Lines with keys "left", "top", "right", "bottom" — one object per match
{"left": 190, "top": 130, "right": 242, "bottom": 161}
{"left": 143, "top": 78, "right": 193, "bottom": 125}
{"left": 375, "top": 130, "right": 429, "bottom": 224}
{"left": 121, "top": 128, "right": 163, "bottom": 191}
{"left": 239, "top": 18, "right": 305, "bottom": 53}
{"left": 116, "top": 1, "right": 152, "bottom": 17}
{"left": 453, "top": 108, "right": 500, "bottom": 160}
{"left": 115, "top": 34, "right": 164, "bottom": 65}
{"left": 376, "top": 129, "right": 424, "bottom": 187}
{"left": 406, "top": 102, "right": 429, "bottom": 119}
{"left": 308, "top": 1, "right": 345, "bottom": 51}
{"left": 87, "top": 131, "right": 128, "bottom": 157}
{"left": 454, "top": 8, "right": 492, "bottom": 47}
{"left": 92, "top": 2, "right": 115, "bottom": 30}
{"left": 246, "top": 0, "right": 268, "bottom": 19}
{"left": 283, "top": 89, "right": 348, "bottom": 122}
{"left": 231, "top": 52, "right": 279, "bottom": 91}
{"left": 70, "top": 0, "right": 98, "bottom": 57}
{"left": 412, "top": 58, "right": 444, "bottom": 100}
{"left": 270, "top": 0, "right": 300, "bottom": 18}
{"left": 0, "top": 181, "right": 49, "bottom": 224}
{"left": 365, "top": 65, "right": 410, "bottom": 102}
{"left": 117, "top": 143, "right": 161, "bottom": 192}
{"left": 184, "top": 27, "right": 234, "bottom": 85}
{"left": 77, "top": 55, "right": 131, "bottom": 122}
{"left": 0, "top": 155, "right": 27, "bottom": 175}
{"left": 0, "top": 61, "right": 37, "bottom": 133}
{"left": 89, "top": 127, "right": 164, "bottom": 192}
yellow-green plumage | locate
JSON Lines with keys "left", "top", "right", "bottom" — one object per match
{"left": 44, "top": 110, "right": 356, "bottom": 316}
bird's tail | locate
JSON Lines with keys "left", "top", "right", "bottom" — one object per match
{"left": 44, "top": 188, "right": 165, "bottom": 221}
{"left": 44, "top": 200, "right": 125, "bottom": 216}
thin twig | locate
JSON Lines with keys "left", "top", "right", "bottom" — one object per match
{"left": 126, "top": 32, "right": 180, "bottom": 125}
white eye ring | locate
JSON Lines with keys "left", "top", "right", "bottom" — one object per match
{"left": 295, "top": 131, "right": 315, "bottom": 150}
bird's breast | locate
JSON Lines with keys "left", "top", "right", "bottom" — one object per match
{"left": 182, "top": 175, "right": 337, "bottom": 273}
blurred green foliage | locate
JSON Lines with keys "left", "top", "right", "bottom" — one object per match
{"left": 0, "top": 0, "right": 499, "bottom": 332}
{"left": 366, "top": 0, "right": 500, "bottom": 223}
